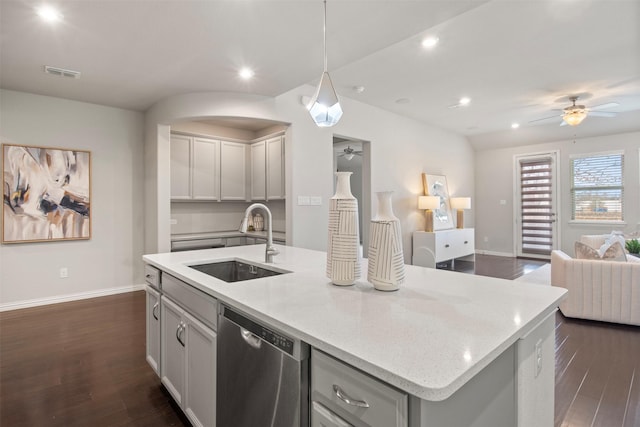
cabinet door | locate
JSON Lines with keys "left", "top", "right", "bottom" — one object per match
{"left": 250, "top": 141, "right": 266, "bottom": 200}
{"left": 220, "top": 141, "right": 247, "bottom": 200}
{"left": 184, "top": 312, "right": 217, "bottom": 427}
{"left": 161, "top": 297, "right": 186, "bottom": 406}
{"left": 266, "top": 136, "right": 285, "bottom": 200}
{"left": 145, "top": 286, "right": 161, "bottom": 376}
{"left": 170, "top": 135, "right": 192, "bottom": 200}
{"left": 192, "top": 138, "right": 220, "bottom": 200}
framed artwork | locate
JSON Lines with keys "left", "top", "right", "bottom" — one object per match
{"left": 422, "top": 173, "right": 454, "bottom": 230}
{"left": 2, "top": 143, "right": 91, "bottom": 243}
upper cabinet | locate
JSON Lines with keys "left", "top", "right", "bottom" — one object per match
{"left": 171, "top": 132, "right": 284, "bottom": 203}
{"left": 251, "top": 135, "right": 285, "bottom": 201}
{"left": 220, "top": 141, "right": 247, "bottom": 201}
{"left": 170, "top": 135, "right": 220, "bottom": 201}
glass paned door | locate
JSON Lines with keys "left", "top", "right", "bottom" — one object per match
{"left": 516, "top": 154, "right": 558, "bottom": 258}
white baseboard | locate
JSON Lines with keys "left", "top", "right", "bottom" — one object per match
{"left": 0, "top": 284, "right": 146, "bottom": 312}
{"left": 475, "top": 250, "right": 516, "bottom": 257}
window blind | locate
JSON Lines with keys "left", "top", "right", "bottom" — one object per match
{"left": 571, "top": 153, "right": 624, "bottom": 221}
{"left": 520, "top": 158, "right": 553, "bottom": 256}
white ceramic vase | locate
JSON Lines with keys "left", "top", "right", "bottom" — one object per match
{"left": 326, "top": 172, "right": 361, "bottom": 286}
{"left": 367, "top": 191, "right": 405, "bottom": 291}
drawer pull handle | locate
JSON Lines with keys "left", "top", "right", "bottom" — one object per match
{"left": 145, "top": 274, "right": 153, "bottom": 279}
{"left": 444, "top": 244, "right": 450, "bottom": 248}
{"left": 333, "top": 385, "right": 370, "bottom": 408}
{"left": 152, "top": 302, "right": 159, "bottom": 320}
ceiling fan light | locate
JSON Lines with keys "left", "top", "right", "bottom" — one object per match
{"left": 307, "top": 72, "right": 343, "bottom": 127}
{"left": 562, "top": 110, "right": 587, "bottom": 126}
{"left": 344, "top": 152, "right": 355, "bottom": 161}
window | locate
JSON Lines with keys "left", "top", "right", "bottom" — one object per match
{"left": 570, "top": 152, "right": 624, "bottom": 221}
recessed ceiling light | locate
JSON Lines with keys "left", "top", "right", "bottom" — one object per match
{"left": 353, "top": 86, "right": 365, "bottom": 94}
{"left": 511, "top": 123, "right": 520, "bottom": 129}
{"left": 459, "top": 97, "right": 471, "bottom": 106}
{"left": 421, "top": 36, "right": 439, "bottom": 49}
{"left": 36, "top": 5, "right": 63, "bottom": 23}
{"left": 238, "top": 68, "right": 254, "bottom": 80}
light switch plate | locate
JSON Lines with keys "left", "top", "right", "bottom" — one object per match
{"left": 298, "top": 196, "right": 310, "bottom": 206}
{"left": 310, "top": 196, "right": 322, "bottom": 206}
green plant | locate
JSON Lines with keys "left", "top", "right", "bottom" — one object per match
{"left": 626, "top": 239, "right": 640, "bottom": 254}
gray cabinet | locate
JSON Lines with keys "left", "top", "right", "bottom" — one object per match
{"left": 145, "top": 285, "right": 161, "bottom": 376}
{"left": 159, "top": 273, "right": 217, "bottom": 427}
{"left": 220, "top": 140, "right": 247, "bottom": 200}
{"left": 311, "top": 349, "right": 408, "bottom": 427}
{"left": 250, "top": 135, "right": 285, "bottom": 201}
{"left": 170, "top": 135, "right": 220, "bottom": 201}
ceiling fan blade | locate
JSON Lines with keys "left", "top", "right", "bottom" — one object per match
{"left": 589, "top": 111, "right": 617, "bottom": 117}
{"left": 589, "top": 102, "right": 619, "bottom": 110}
{"left": 529, "top": 115, "right": 559, "bottom": 123}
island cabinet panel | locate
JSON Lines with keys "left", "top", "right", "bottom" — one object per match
{"left": 409, "top": 345, "right": 516, "bottom": 427}
{"left": 157, "top": 271, "right": 218, "bottom": 427}
{"left": 145, "top": 286, "right": 161, "bottom": 376}
{"left": 161, "top": 296, "right": 186, "bottom": 406}
{"left": 311, "top": 349, "right": 408, "bottom": 427}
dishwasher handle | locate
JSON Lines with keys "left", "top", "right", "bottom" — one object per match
{"left": 241, "top": 328, "right": 262, "bottom": 350}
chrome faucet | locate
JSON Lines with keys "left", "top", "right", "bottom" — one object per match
{"left": 239, "top": 203, "right": 280, "bottom": 263}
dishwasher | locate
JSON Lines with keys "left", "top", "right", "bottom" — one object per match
{"left": 217, "top": 304, "right": 310, "bottom": 427}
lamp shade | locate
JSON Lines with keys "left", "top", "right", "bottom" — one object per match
{"left": 450, "top": 197, "right": 471, "bottom": 210}
{"left": 307, "top": 72, "right": 343, "bottom": 127}
{"left": 418, "top": 196, "right": 440, "bottom": 210}
{"left": 562, "top": 110, "right": 587, "bottom": 126}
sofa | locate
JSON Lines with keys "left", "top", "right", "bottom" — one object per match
{"left": 551, "top": 236, "right": 640, "bottom": 326}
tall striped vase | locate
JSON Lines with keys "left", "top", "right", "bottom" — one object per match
{"left": 327, "top": 172, "right": 361, "bottom": 286}
{"left": 367, "top": 191, "right": 405, "bottom": 291}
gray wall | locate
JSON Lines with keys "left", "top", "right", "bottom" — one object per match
{"left": 0, "top": 90, "right": 145, "bottom": 309}
{"left": 475, "top": 131, "right": 640, "bottom": 256}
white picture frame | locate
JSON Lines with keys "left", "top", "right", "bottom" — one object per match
{"left": 422, "top": 173, "right": 454, "bottom": 230}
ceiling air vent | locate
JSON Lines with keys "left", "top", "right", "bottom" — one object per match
{"left": 44, "top": 65, "right": 81, "bottom": 79}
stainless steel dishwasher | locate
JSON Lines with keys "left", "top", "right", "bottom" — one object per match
{"left": 217, "top": 304, "right": 310, "bottom": 427}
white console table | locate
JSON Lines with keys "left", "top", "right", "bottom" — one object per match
{"left": 412, "top": 228, "right": 475, "bottom": 268}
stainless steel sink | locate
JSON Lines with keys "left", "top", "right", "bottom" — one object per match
{"left": 189, "top": 260, "right": 289, "bottom": 283}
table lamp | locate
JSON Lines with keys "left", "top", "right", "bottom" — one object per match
{"left": 418, "top": 196, "right": 440, "bottom": 232}
{"left": 450, "top": 197, "right": 471, "bottom": 229}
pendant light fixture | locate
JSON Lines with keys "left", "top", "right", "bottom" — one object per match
{"left": 307, "top": 0, "right": 343, "bottom": 127}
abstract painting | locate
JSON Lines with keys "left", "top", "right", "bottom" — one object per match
{"left": 2, "top": 144, "right": 91, "bottom": 243}
{"left": 422, "top": 173, "right": 454, "bottom": 230}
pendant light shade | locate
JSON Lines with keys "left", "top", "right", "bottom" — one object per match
{"left": 308, "top": 72, "right": 343, "bottom": 127}
{"left": 308, "top": 0, "right": 342, "bottom": 127}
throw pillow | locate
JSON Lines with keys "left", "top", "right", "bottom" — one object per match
{"left": 600, "top": 233, "right": 627, "bottom": 256}
{"left": 575, "top": 241, "right": 627, "bottom": 262}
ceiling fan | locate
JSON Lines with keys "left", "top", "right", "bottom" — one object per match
{"left": 529, "top": 96, "right": 619, "bottom": 127}
{"left": 338, "top": 146, "right": 362, "bottom": 161}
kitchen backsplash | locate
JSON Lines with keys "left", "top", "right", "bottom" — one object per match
{"left": 171, "top": 200, "right": 286, "bottom": 235}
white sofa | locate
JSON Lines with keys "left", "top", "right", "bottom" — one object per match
{"left": 551, "top": 250, "right": 640, "bottom": 326}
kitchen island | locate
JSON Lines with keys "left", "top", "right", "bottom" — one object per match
{"left": 144, "top": 244, "right": 566, "bottom": 427}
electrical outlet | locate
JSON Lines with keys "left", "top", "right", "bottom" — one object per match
{"left": 59, "top": 267, "right": 68, "bottom": 278}
{"left": 297, "top": 196, "right": 310, "bottom": 206}
{"left": 535, "top": 339, "right": 543, "bottom": 378}
{"left": 500, "top": 199, "right": 507, "bottom": 205}
{"left": 170, "top": 219, "right": 178, "bottom": 225}
{"left": 310, "top": 196, "right": 322, "bottom": 206}
{"left": 483, "top": 236, "right": 489, "bottom": 243}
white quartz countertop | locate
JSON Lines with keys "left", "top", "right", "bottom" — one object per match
{"left": 171, "top": 230, "right": 286, "bottom": 242}
{"left": 143, "top": 245, "right": 566, "bottom": 401}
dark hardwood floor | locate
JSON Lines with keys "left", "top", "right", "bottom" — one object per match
{"left": 1, "top": 255, "right": 638, "bottom": 427}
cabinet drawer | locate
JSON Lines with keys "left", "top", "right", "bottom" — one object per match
{"left": 311, "top": 349, "right": 408, "bottom": 427}
{"left": 144, "top": 264, "right": 161, "bottom": 289}
{"left": 162, "top": 274, "right": 217, "bottom": 331}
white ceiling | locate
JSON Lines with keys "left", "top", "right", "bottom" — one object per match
{"left": 1, "top": 0, "right": 639, "bottom": 150}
